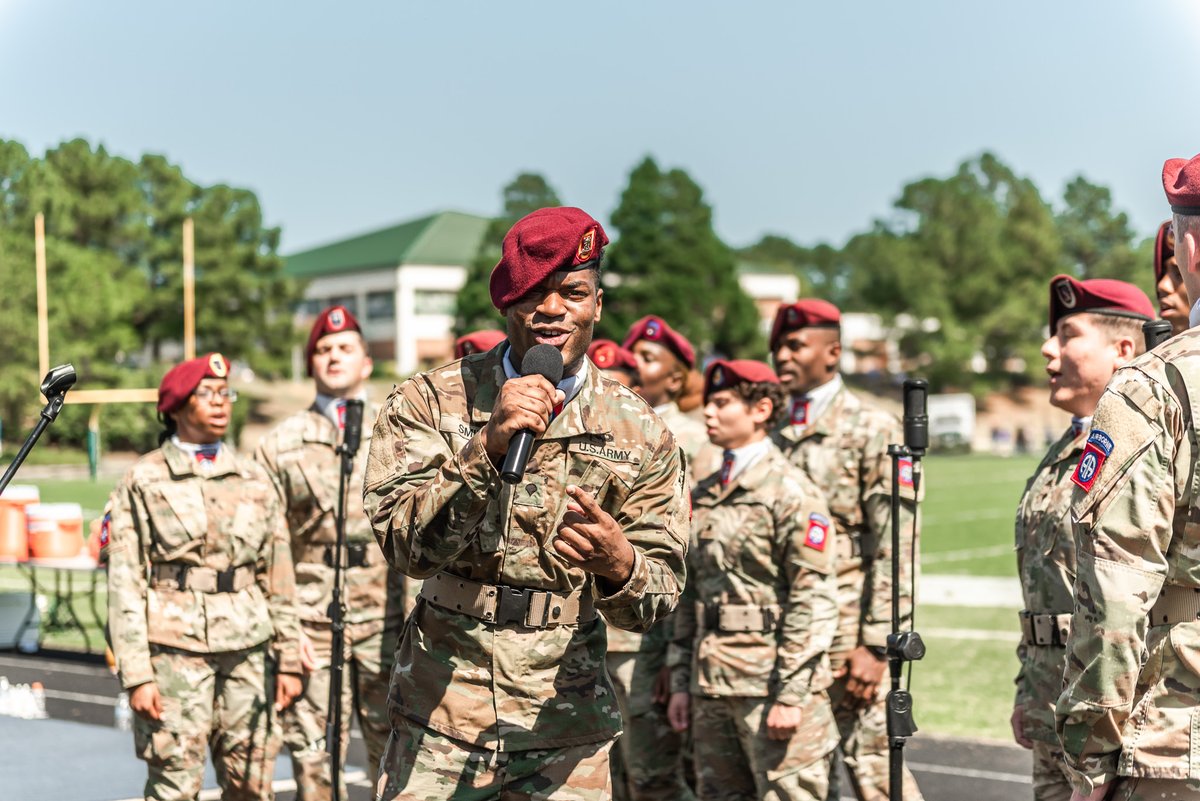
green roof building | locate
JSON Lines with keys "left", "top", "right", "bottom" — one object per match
{"left": 285, "top": 210, "right": 490, "bottom": 375}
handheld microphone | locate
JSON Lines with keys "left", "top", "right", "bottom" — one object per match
{"left": 501, "top": 344, "right": 564, "bottom": 484}
{"left": 1143, "top": 320, "right": 1173, "bottom": 352}
{"left": 341, "top": 399, "right": 365, "bottom": 455}
{"left": 902, "top": 379, "right": 928, "bottom": 456}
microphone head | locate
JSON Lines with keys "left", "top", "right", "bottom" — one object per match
{"left": 520, "top": 344, "right": 565, "bottom": 384}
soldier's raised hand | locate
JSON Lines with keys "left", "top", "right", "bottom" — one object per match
{"left": 481, "top": 376, "right": 564, "bottom": 462}
{"left": 555, "top": 484, "right": 635, "bottom": 588}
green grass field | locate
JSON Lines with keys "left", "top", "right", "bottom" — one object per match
{"left": 9, "top": 453, "right": 1037, "bottom": 741}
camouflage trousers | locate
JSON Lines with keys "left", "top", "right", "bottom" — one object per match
{"left": 1030, "top": 740, "right": 1072, "bottom": 801}
{"left": 132, "top": 643, "right": 279, "bottom": 801}
{"left": 607, "top": 651, "right": 695, "bottom": 801}
{"left": 1109, "top": 778, "right": 1200, "bottom": 800}
{"left": 826, "top": 670, "right": 924, "bottom": 801}
{"left": 282, "top": 621, "right": 398, "bottom": 801}
{"left": 691, "top": 695, "right": 836, "bottom": 801}
{"left": 375, "top": 717, "right": 613, "bottom": 800}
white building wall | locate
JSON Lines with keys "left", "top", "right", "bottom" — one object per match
{"left": 396, "top": 264, "right": 467, "bottom": 375}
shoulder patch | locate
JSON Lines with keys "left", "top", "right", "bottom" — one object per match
{"left": 805, "top": 513, "right": 830, "bottom": 551}
{"left": 898, "top": 456, "right": 914, "bottom": 489}
{"left": 1071, "top": 429, "right": 1113, "bottom": 493}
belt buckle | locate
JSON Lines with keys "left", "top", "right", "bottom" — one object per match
{"left": 496, "top": 586, "right": 533, "bottom": 626}
{"left": 216, "top": 568, "right": 236, "bottom": 593}
{"left": 347, "top": 542, "right": 367, "bottom": 568}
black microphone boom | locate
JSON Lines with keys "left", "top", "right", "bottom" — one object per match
{"left": 902, "top": 379, "right": 928, "bottom": 456}
{"left": 326, "top": 395, "right": 365, "bottom": 801}
{"left": 501, "top": 344, "right": 564, "bottom": 484}
{"left": 1143, "top": 319, "right": 1173, "bottom": 352}
{"left": 341, "top": 399, "right": 364, "bottom": 457}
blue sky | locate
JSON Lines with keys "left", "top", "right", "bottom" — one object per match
{"left": 2, "top": 1, "right": 1197, "bottom": 254}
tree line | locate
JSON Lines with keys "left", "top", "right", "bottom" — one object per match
{"left": 457, "top": 153, "right": 1156, "bottom": 395}
{"left": 0, "top": 137, "right": 1154, "bottom": 450}
{"left": 0, "top": 138, "right": 298, "bottom": 449}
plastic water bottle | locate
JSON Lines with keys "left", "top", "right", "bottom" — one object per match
{"left": 30, "top": 682, "right": 46, "bottom": 719}
{"left": 114, "top": 691, "right": 132, "bottom": 731}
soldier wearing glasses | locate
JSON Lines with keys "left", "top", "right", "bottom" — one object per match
{"left": 106, "top": 352, "right": 302, "bottom": 801}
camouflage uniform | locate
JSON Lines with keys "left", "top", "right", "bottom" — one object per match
{"left": 1013, "top": 424, "right": 1085, "bottom": 801}
{"left": 363, "top": 346, "right": 690, "bottom": 800}
{"left": 255, "top": 401, "right": 410, "bottom": 800}
{"left": 1056, "top": 330, "right": 1200, "bottom": 797}
{"left": 605, "top": 399, "right": 713, "bottom": 801}
{"left": 771, "top": 379, "right": 922, "bottom": 801}
{"left": 106, "top": 440, "right": 301, "bottom": 801}
{"left": 669, "top": 441, "right": 840, "bottom": 800}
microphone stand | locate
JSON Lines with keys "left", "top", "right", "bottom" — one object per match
{"left": 0, "top": 364, "right": 77, "bottom": 496}
{"left": 887, "top": 379, "right": 928, "bottom": 801}
{"left": 326, "top": 399, "right": 363, "bottom": 801}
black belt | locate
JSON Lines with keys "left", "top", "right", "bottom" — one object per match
{"left": 150, "top": 563, "right": 256, "bottom": 593}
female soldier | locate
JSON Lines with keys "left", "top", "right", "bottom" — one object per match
{"left": 106, "top": 352, "right": 302, "bottom": 801}
{"left": 667, "top": 359, "right": 840, "bottom": 801}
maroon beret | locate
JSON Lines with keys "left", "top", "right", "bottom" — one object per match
{"left": 489, "top": 207, "right": 609, "bottom": 310}
{"left": 454, "top": 329, "right": 507, "bottom": 359}
{"left": 1048, "top": 275, "right": 1155, "bottom": 332}
{"left": 769, "top": 299, "right": 841, "bottom": 351}
{"left": 306, "top": 305, "right": 362, "bottom": 376}
{"left": 704, "top": 359, "right": 779, "bottom": 399}
{"left": 1163, "top": 154, "right": 1200, "bottom": 214}
{"left": 621, "top": 315, "right": 696, "bottom": 369}
{"left": 1154, "top": 220, "right": 1176, "bottom": 282}
{"left": 588, "top": 339, "right": 638, "bottom": 372}
{"left": 158, "top": 352, "right": 229, "bottom": 415}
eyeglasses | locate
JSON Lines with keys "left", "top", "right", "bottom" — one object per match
{"left": 194, "top": 387, "right": 238, "bottom": 403}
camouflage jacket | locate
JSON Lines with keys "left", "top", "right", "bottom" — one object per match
{"left": 1057, "top": 331, "right": 1200, "bottom": 792}
{"left": 255, "top": 403, "right": 407, "bottom": 631}
{"left": 106, "top": 441, "right": 301, "bottom": 689}
{"left": 606, "top": 400, "right": 719, "bottom": 655}
{"left": 668, "top": 442, "right": 838, "bottom": 705}
{"left": 363, "top": 344, "right": 690, "bottom": 751}
{"left": 1014, "top": 425, "right": 1084, "bottom": 744}
{"left": 771, "top": 381, "right": 918, "bottom": 656}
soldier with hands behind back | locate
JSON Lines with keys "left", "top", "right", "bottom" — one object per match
{"left": 1055, "top": 153, "right": 1200, "bottom": 801}
{"left": 1011, "top": 276, "right": 1152, "bottom": 801}
{"left": 768, "top": 299, "right": 922, "bottom": 801}
{"left": 255, "top": 306, "right": 407, "bottom": 800}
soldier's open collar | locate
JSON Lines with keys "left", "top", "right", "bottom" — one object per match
{"left": 161, "top": 439, "right": 239, "bottom": 479}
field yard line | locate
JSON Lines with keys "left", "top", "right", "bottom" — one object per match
{"left": 908, "top": 761, "right": 1030, "bottom": 784}
{"left": 0, "top": 654, "right": 110, "bottom": 677}
{"left": 923, "top": 509, "right": 1014, "bottom": 525}
{"left": 113, "top": 769, "right": 371, "bottom": 801}
{"left": 927, "top": 470, "right": 1035, "bottom": 489}
{"left": 923, "top": 627, "right": 1019, "bottom": 642}
{"left": 922, "top": 575, "right": 1022, "bottom": 607}
{"left": 924, "top": 544, "right": 1013, "bottom": 564}
{"left": 44, "top": 688, "right": 117, "bottom": 706}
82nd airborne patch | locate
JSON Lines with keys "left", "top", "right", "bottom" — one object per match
{"left": 805, "top": 513, "right": 830, "bottom": 551}
{"left": 1072, "top": 429, "right": 1114, "bottom": 492}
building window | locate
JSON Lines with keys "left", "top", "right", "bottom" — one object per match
{"left": 414, "top": 289, "right": 456, "bottom": 316}
{"left": 367, "top": 291, "right": 395, "bottom": 321}
{"left": 327, "top": 295, "right": 359, "bottom": 316}
{"left": 295, "top": 298, "right": 324, "bottom": 316}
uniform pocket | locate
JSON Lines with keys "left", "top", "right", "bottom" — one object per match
{"left": 145, "top": 484, "right": 206, "bottom": 561}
